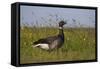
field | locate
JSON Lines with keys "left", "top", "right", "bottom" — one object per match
{"left": 20, "top": 27, "right": 96, "bottom": 64}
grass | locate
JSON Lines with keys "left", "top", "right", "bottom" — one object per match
{"left": 20, "top": 27, "right": 96, "bottom": 64}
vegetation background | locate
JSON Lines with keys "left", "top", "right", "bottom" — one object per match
{"left": 20, "top": 26, "right": 95, "bottom": 64}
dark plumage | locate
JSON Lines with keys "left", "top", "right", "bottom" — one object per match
{"left": 33, "top": 21, "right": 66, "bottom": 50}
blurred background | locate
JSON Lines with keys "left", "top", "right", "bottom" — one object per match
{"left": 20, "top": 5, "right": 95, "bottom": 28}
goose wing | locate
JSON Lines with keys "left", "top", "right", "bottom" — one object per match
{"left": 33, "top": 36, "right": 58, "bottom": 44}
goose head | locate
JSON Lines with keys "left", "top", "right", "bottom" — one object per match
{"left": 59, "top": 21, "right": 66, "bottom": 27}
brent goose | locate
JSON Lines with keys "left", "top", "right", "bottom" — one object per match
{"left": 33, "top": 21, "right": 66, "bottom": 51}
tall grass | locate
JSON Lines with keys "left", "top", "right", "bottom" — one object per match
{"left": 20, "top": 27, "right": 95, "bottom": 64}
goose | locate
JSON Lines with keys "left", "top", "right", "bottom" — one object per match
{"left": 32, "top": 21, "right": 66, "bottom": 51}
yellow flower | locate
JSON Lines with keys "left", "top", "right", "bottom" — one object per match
{"left": 83, "top": 38, "right": 86, "bottom": 41}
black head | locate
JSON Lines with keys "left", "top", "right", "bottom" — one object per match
{"left": 59, "top": 21, "right": 66, "bottom": 27}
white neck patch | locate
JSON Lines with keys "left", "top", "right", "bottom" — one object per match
{"left": 59, "top": 27, "right": 63, "bottom": 29}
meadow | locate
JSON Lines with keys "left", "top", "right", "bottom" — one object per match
{"left": 20, "top": 27, "right": 96, "bottom": 64}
